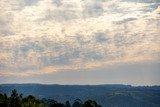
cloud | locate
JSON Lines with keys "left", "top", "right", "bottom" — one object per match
{"left": 114, "top": 18, "right": 137, "bottom": 24}
{"left": 82, "top": 0, "right": 104, "bottom": 18}
{"left": 95, "top": 32, "right": 112, "bottom": 43}
{"left": 122, "top": 0, "right": 160, "bottom": 3}
{"left": 23, "top": 0, "right": 41, "bottom": 6}
{"left": 43, "top": 9, "right": 79, "bottom": 21}
{"left": 52, "top": 0, "right": 63, "bottom": 7}
{"left": 0, "top": 11, "right": 14, "bottom": 36}
{"left": 0, "top": 0, "right": 160, "bottom": 76}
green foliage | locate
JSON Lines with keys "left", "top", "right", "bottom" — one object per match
{"left": 72, "top": 99, "right": 82, "bottom": 107}
{"left": 9, "top": 89, "right": 22, "bottom": 107}
{"left": 82, "top": 100, "right": 102, "bottom": 107}
{"left": 0, "top": 93, "right": 8, "bottom": 107}
{"left": 0, "top": 89, "right": 45, "bottom": 107}
{"left": 65, "top": 101, "right": 71, "bottom": 107}
{"left": 22, "top": 95, "right": 45, "bottom": 107}
{"left": 0, "top": 89, "right": 102, "bottom": 107}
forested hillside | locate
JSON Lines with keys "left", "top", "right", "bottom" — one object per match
{"left": 0, "top": 84, "right": 160, "bottom": 107}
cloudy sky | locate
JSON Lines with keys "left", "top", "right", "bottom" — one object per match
{"left": 0, "top": 0, "right": 160, "bottom": 85}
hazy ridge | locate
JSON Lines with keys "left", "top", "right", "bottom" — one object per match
{"left": 1, "top": 84, "right": 160, "bottom": 107}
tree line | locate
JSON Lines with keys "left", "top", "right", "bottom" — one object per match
{"left": 0, "top": 89, "right": 102, "bottom": 107}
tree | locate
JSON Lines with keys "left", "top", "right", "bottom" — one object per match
{"left": 0, "top": 93, "right": 7, "bottom": 107}
{"left": 9, "top": 89, "right": 22, "bottom": 107}
{"left": 82, "top": 100, "right": 102, "bottom": 107}
{"left": 3, "top": 94, "right": 8, "bottom": 107}
{"left": 65, "top": 101, "right": 71, "bottom": 107}
{"left": 72, "top": 99, "right": 83, "bottom": 107}
{"left": 0, "top": 89, "right": 103, "bottom": 107}
{"left": 41, "top": 98, "right": 65, "bottom": 107}
{"left": 22, "top": 95, "right": 44, "bottom": 107}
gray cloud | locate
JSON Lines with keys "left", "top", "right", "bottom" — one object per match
{"left": 76, "top": 35, "right": 91, "bottom": 45}
{"left": 95, "top": 32, "right": 112, "bottom": 43}
{"left": 82, "top": 0, "right": 104, "bottom": 18}
{"left": 52, "top": 0, "right": 63, "bottom": 7}
{"left": 0, "top": 30, "right": 15, "bottom": 36}
{"left": 44, "top": 9, "right": 79, "bottom": 21}
{"left": 114, "top": 18, "right": 137, "bottom": 24}
{"left": 122, "top": 0, "right": 160, "bottom": 3}
{"left": 138, "top": 3, "right": 160, "bottom": 13}
{"left": 114, "top": 34, "right": 127, "bottom": 47}
{"left": 113, "top": 33, "right": 145, "bottom": 48}
{"left": 23, "top": 0, "right": 41, "bottom": 6}
{"left": 0, "top": 12, "right": 14, "bottom": 36}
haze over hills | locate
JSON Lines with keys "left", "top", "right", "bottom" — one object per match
{"left": 0, "top": 84, "right": 160, "bottom": 107}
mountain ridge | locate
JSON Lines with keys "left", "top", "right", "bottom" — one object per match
{"left": 1, "top": 84, "right": 160, "bottom": 107}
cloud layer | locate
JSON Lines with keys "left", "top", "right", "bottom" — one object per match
{"left": 0, "top": 0, "right": 160, "bottom": 76}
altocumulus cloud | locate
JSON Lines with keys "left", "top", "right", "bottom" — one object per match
{"left": 0, "top": 0, "right": 160, "bottom": 76}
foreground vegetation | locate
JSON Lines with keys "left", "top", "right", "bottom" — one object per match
{"left": 0, "top": 89, "right": 102, "bottom": 107}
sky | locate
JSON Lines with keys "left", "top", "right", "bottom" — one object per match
{"left": 0, "top": 0, "right": 160, "bottom": 85}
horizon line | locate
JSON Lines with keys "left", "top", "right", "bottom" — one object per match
{"left": 0, "top": 83, "right": 160, "bottom": 87}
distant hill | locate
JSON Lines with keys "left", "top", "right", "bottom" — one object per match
{"left": 0, "top": 84, "right": 160, "bottom": 107}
